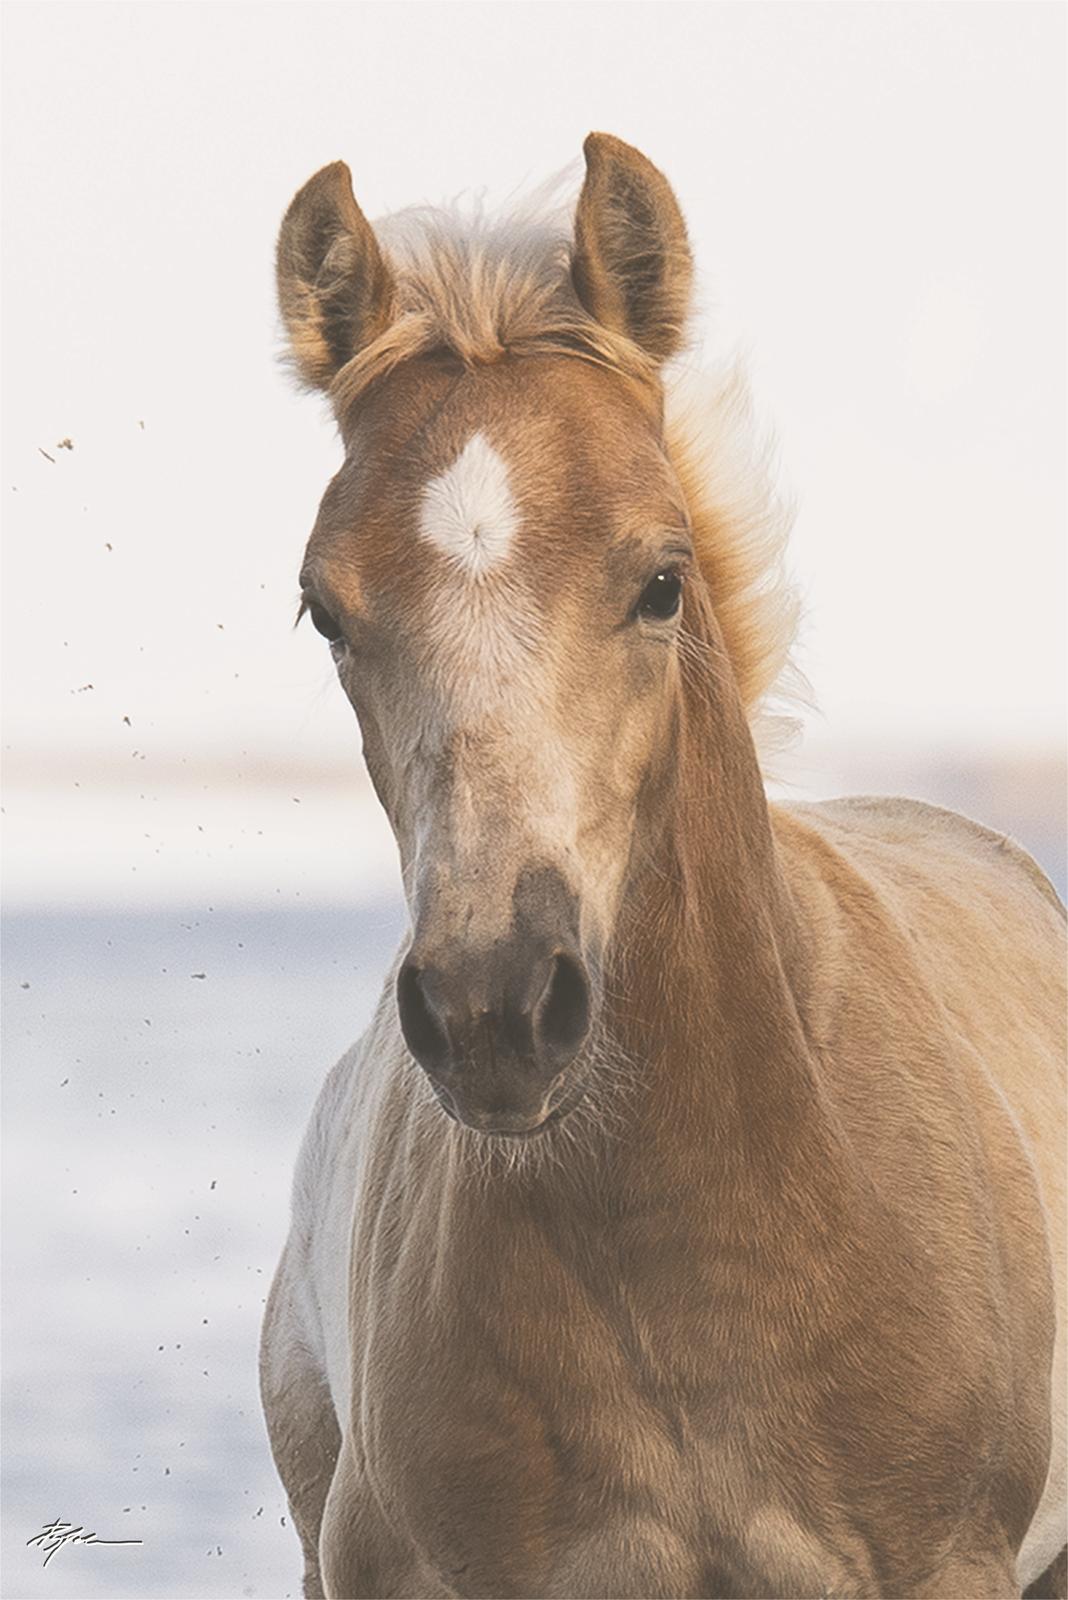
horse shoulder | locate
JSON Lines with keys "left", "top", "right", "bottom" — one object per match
{"left": 772, "top": 794, "right": 1066, "bottom": 1590}
{"left": 770, "top": 793, "right": 1064, "bottom": 1234}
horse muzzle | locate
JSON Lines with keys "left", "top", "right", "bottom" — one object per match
{"left": 396, "top": 939, "right": 594, "bottom": 1134}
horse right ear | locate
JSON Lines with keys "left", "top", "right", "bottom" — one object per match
{"left": 276, "top": 161, "right": 394, "bottom": 392}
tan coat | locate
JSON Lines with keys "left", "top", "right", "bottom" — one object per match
{"left": 263, "top": 795, "right": 1065, "bottom": 1598}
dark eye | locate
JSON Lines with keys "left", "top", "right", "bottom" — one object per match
{"left": 308, "top": 602, "right": 343, "bottom": 644}
{"left": 637, "top": 570, "right": 683, "bottom": 621}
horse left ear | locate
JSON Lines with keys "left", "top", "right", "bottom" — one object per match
{"left": 571, "top": 133, "right": 693, "bottom": 364}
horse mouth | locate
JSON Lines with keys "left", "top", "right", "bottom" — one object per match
{"left": 427, "top": 1079, "right": 587, "bottom": 1139}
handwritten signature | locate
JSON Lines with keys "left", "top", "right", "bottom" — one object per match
{"left": 27, "top": 1519, "right": 143, "bottom": 1567}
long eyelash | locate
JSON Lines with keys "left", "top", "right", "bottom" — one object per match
{"left": 293, "top": 595, "right": 309, "bottom": 630}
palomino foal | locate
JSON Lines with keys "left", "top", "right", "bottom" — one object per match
{"left": 261, "top": 136, "right": 1066, "bottom": 1599}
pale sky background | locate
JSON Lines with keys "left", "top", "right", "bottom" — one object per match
{"left": 2, "top": 1, "right": 1065, "bottom": 905}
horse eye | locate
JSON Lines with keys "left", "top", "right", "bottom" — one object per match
{"left": 308, "top": 602, "right": 343, "bottom": 644}
{"left": 637, "top": 570, "right": 683, "bottom": 621}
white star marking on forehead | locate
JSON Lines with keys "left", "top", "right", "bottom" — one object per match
{"left": 418, "top": 432, "right": 520, "bottom": 578}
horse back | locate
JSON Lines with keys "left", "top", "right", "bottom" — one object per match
{"left": 772, "top": 792, "right": 1065, "bottom": 1120}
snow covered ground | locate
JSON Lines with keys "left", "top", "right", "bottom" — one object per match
{"left": 3, "top": 901, "right": 405, "bottom": 1600}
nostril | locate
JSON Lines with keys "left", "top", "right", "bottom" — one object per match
{"left": 397, "top": 961, "right": 449, "bottom": 1070}
{"left": 536, "top": 952, "right": 591, "bottom": 1057}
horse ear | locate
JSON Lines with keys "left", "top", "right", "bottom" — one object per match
{"left": 276, "top": 161, "right": 394, "bottom": 392}
{"left": 571, "top": 133, "right": 693, "bottom": 364}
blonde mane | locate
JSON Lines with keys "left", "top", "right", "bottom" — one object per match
{"left": 666, "top": 366, "right": 806, "bottom": 753}
{"left": 325, "top": 188, "right": 805, "bottom": 748}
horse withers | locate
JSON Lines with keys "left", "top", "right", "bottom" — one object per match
{"left": 260, "top": 135, "right": 1066, "bottom": 1599}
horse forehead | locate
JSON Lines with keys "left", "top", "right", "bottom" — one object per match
{"left": 305, "top": 364, "right": 678, "bottom": 604}
{"left": 418, "top": 431, "right": 521, "bottom": 578}
{"left": 414, "top": 427, "right": 575, "bottom": 709}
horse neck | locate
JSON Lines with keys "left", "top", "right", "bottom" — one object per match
{"left": 595, "top": 608, "right": 834, "bottom": 1211}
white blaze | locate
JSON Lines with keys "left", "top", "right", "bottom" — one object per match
{"left": 418, "top": 432, "right": 519, "bottom": 578}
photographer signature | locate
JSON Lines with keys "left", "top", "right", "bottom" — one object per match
{"left": 27, "top": 1518, "right": 143, "bottom": 1567}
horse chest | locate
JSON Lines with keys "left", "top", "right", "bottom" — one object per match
{"left": 348, "top": 1266, "right": 873, "bottom": 1599}
{"left": 347, "top": 1366, "right": 869, "bottom": 1600}
{"left": 341, "top": 1141, "right": 989, "bottom": 1596}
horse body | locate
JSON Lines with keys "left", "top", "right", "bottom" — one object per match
{"left": 261, "top": 136, "right": 1065, "bottom": 1597}
{"left": 264, "top": 795, "right": 1065, "bottom": 1598}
